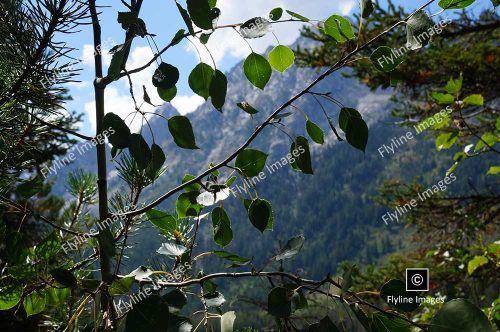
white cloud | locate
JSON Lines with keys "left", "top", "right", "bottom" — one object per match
{"left": 339, "top": 1, "right": 357, "bottom": 15}
{"left": 171, "top": 94, "right": 205, "bottom": 115}
{"left": 81, "top": 44, "right": 113, "bottom": 67}
{"left": 67, "top": 81, "right": 90, "bottom": 89}
{"left": 186, "top": 0, "right": 357, "bottom": 65}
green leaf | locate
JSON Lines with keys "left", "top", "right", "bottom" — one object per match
{"left": 445, "top": 74, "right": 463, "bottom": 94}
{"left": 496, "top": 116, "right": 500, "bottom": 131}
{"left": 487, "top": 166, "right": 500, "bottom": 175}
{"left": 182, "top": 174, "right": 202, "bottom": 192}
{"left": 288, "top": 285, "right": 307, "bottom": 311}
{"left": 103, "top": 112, "right": 131, "bottom": 149}
{"left": 244, "top": 53, "right": 272, "bottom": 90}
{"left": 168, "top": 315, "right": 193, "bottom": 331}
{"left": 108, "top": 46, "right": 125, "bottom": 80}
{"left": 269, "top": 8, "right": 283, "bottom": 21}
{"left": 109, "top": 276, "right": 134, "bottom": 295}
{"left": 145, "top": 209, "right": 177, "bottom": 235}
{"left": 203, "top": 292, "right": 226, "bottom": 307}
{"left": 286, "top": 10, "right": 310, "bottom": 22}
{"left": 431, "top": 92, "right": 455, "bottom": 104}
{"left": 268, "top": 45, "right": 295, "bottom": 73}
{"left": 176, "top": 2, "right": 195, "bottom": 35}
{"left": 439, "top": 0, "right": 476, "bottom": 9}
{"left": 371, "top": 312, "right": 411, "bottom": 332}
{"left": 339, "top": 107, "right": 362, "bottom": 131}
{"left": 163, "top": 289, "right": 188, "bottom": 310}
{"left": 221, "top": 311, "right": 236, "bottom": 332}
{"left": 274, "top": 235, "right": 305, "bottom": 261}
{"left": 236, "top": 102, "right": 259, "bottom": 114}
{"left": 211, "top": 207, "right": 233, "bottom": 247}
{"left": 306, "top": 120, "right": 325, "bottom": 144}
{"left": 406, "top": 10, "right": 434, "bottom": 50}
{"left": 16, "top": 177, "right": 43, "bottom": 198}
{"left": 50, "top": 268, "right": 77, "bottom": 288}
{"left": 210, "top": 69, "right": 227, "bottom": 111}
{"left": 186, "top": 0, "right": 213, "bottom": 30}
{"left": 436, "top": 132, "right": 458, "bottom": 150}
{"left": 146, "top": 143, "right": 166, "bottom": 179}
{"left": 168, "top": 116, "right": 199, "bottom": 149}
{"left": 170, "top": 29, "right": 186, "bottom": 46}
{"left": 341, "top": 264, "right": 354, "bottom": 293}
{"left": 344, "top": 114, "right": 369, "bottom": 152}
{"left": 125, "top": 295, "right": 170, "bottom": 332}
{"left": 350, "top": 303, "right": 371, "bottom": 332}
{"left": 0, "top": 286, "right": 22, "bottom": 310}
{"left": 128, "top": 134, "right": 152, "bottom": 170}
{"left": 35, "top": 232, "right": 60, "bottom": 261}
{"left": 158, "top": 86, "right": 177, "bottom": 102}
{"left": 45, "top": 287, "right": 70, "bottom": 306}
{"left": 268, "top": 287, "right": 292, "bottom": 318}
{"left": 117, "top": 11, "right": 138, "bottom": 25}
{"left": 291, "top": 136, "right": 313, "bottom": 174}
{"left": 370, "top": 46, "right": 404, "bottom": 72}
{"left": 380, "top": 279, "right": 420, "bottom": 312}
{"left": 157, "top": 241, "right": 187, "bottom": 256}
{"left": 467, "top": 255, "right": 488, "bottom": 275}
{"left": 248, "top": 198, "right": 273, "bottom": 232}
{"left": 235, "top": 148, "right": 268, "bottom": 177}
{"left": 213, "top": 251, "right": 251, "bottom": 267}
{"left": 208, "top": 0, "right": 217, "bottom": 8}
{"left": 152, "top": 62, "right": 179, "bottom": 90}
{"left": 324, "top": 15, "right": 355, "bottom": 43}
{"left": 200, "top": 32, "right": 211, "bottom": 44}
{"left": 474, "top": 132, "right": 499, "bottom": 151}
{"left": 308, "top": 316, "right": 340, "bottom": 332}
{"left": 189, "top": 63, "right": 214, "bottom": 99}
{"left": 176, "top": 192, "right": 203, "bottom": 218}
{"left": 463, "top": 94, "right": 484, "bottom": 106}
{"left": 429, "top": 299, "right": 493, "bottom": 332}
{"left": 23, "top": 291, "right": 46, "bottom": 316}
{"left": 360, "top": 0, "right": 374, "bottom": 18}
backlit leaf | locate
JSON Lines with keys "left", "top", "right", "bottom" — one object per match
{"left": 306, "top": 120, "right": 325, "bottom": 144}
{"left": 324, "top": 15, "right": 355, "bottom": 42}
{"left": 244, "top": 53, "right": 272, "bottom": 89}
{"left": 268, "top": 45, "right": 295, "bottom": 73}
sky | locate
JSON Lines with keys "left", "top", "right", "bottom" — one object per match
{"left": 59, "top": 0, "right": 490, "bottom": 137}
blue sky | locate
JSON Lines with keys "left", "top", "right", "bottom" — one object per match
{"left": 60, "top": 0, "right": 491, "bottom": 137}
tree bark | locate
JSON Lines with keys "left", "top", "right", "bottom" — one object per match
{"left": 89, "top": 0, "right": 112, "bottom": 318}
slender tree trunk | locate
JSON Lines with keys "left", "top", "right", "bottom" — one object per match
{"left": 89, "top": 0, "right": 112, "bottom": 319}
